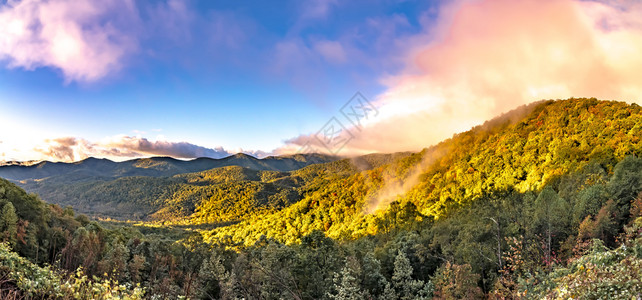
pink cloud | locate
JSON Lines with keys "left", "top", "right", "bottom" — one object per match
{"left": 101, "top": 136, "right": 232, "bottom": 159}
{"left": 313, "top": 40, "right": 347, "bottom": 64}
{"left": 0, "top": 0, "right": 141, "bottom": 82}
{"left": 281, "top": 0, "right": 642, "bottom": 156}
{"left": 300, "top": 0, "right": 337, "bottom": 20}
{"left": 32, "top": 135, "right": 265, "bottom": 162}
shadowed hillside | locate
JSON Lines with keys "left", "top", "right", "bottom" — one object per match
{"left": 0, "top": 153, "right": 338, "bottom": 181}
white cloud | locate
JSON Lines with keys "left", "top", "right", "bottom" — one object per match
{"left": 0, "top": 0, "right": 141, "bottom": 82}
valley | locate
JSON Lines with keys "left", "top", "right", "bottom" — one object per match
{"left": 1, "top": 98, "right": 641, "bottom": 298}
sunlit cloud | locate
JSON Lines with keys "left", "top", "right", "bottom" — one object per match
{"left": 101, "top": 135, "right": 233, "bottom": 159}
{"left": 0, "top": 0, "right": 141, "bottom": 82}
{"left": 281, "top": 0, "right": 642, "bottom": 155}
{"left": 29, "top": 135, "right": 266, "bottom": 162}
{"left": 0, "top": 0, "right": 205, "bottom": 83}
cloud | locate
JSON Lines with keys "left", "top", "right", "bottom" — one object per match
{"left": 313, "top": 40, "right": 347, "bottom": 64}
{"left": 0, "top": 0, "right": 141, "bottom": 82}
{"left": 280, "top": 0, "right": 642, "bottom": 156}
{"left": 33, "top": 135, "right": 262, "bottom": 162}
{"left": 147, "top": 0, "right": 192, "bottom": 42}
{"left": 101, "top": 136, "right": 232, "bottom": 159}
{"left": 271, "top": 38, "right": 332, "bottom": 101}
{"left": 34, "top": 137, "right": 81, "bottom": 161}
{"left": 300, "top": 0, "right": 337, "bottom": 21}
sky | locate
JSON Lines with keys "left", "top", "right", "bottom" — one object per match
{"left": 1, "top": 0, "right": 642, "bottom": 162}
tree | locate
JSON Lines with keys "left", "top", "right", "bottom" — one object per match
{"left": 98, "top": 241, "right": 129, "bottom": 281}
{"left": 0, "top": 201, "right": 18, "bottom": 246}
{"left": 391, "top": 251, "right": 433, "bottom": 300}
{"left": 198, "top": 251, "right": 234, "bottom": 300}
{"left": 329, "top": 265, "right": 365, "bottom": 300}
{"left": 608, "top": 156, "right": 642, "bottom": 204}
{"left": 577, "top": 200, "right": 618, "bottom": 246}
{"left": 630, "top": 191, "right": 642, "bottom": 220}
{"left": 294, "top": 230, "right": 341, "bottom": 299}
{"left": 533, "top": 187, "right": 569, "bottom": 270}
{"left": 607, "top": 156, "right": 642, "bottom": 227}
{"left": 128, "top": 254, "right": 146, "bottom": 284}
{"left": 432, "top": 261, "right": 482, "bottom": 299}
{"left": 571, "top": 184, "right": 608, "bottom": 228}
{"left": 254, "top": 240, "right": 302, "bottom": 299}
{"left": 360, "top": 252, "right": 388, "bottom": 297}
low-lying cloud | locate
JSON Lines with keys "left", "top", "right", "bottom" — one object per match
{"left": 102, "top": 136, "right": 233, "bottom": 159}
{"left": 281, "top": 0, "right": 642, "bottom": 156}
{"left": 33, "top": 136, "right": 256, "bottom": 162}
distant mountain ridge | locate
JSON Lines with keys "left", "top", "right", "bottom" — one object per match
{"left": 0, "top": 151, "right": 408, "bottom": 220}
{"left": 0, "top": 160, "right": 42, "bottom": 167}
{"left": 0, "top": 153, "right": 339, "bottom": 182}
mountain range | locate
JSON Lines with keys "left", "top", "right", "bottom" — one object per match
{"left": 1, "top": 98, "right": 641, "bottom": 299}
{"left": 0, "top": 150, "right": 417, "bottom": 220}
{"left": 0, "top": 153, "right": 338, "bottom": 181}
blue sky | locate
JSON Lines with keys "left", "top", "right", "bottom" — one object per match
{"left": 0, "top": 0, "right": 440, "bottom": 161}
{"left": 1, "top": 0, "right": 641, "bottom": 161}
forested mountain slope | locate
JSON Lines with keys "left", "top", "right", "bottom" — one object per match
{"left": 1, "top": 98, "right": 641, "bottom": 299}
{"left": 207, "top": 98, "right": 642, "bottom": 244}
{"left": 6, "top": 153, "right": 407, "bottom": 221}
{"left": 0, "top": 153, "right": 338, "bottom": 220}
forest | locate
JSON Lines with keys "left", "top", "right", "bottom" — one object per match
{"left": 1, "top": 154, "right": 337, "bottom": 220}
{"left": 0, "top": 98, "right": 641, "bottom": 299}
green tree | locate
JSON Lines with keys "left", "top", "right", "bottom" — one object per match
{"left": 198, "top": 251, "right": 234, "bottom": 300}
{"left": 577, "top": 200, "right": 619, "bottom": 246}
{"left": 98, "top": 241, "right": 129, "bottom": 281}
{"left": 0, "top": 201, "right": 18, "bottom": 246}
{"left": 533, "top": 187, "right": 569, "bottom": 270}
{"left": 329, "top": 265, "right": 365, "bottom": 300}
{"left": 294, "top": 230, "right": 341, "bottom": 299}
{"left": 391, "top": 251, "right": 433, "bottom": 300}
{"left": 608, "top": 156, "right": 642, "bottom": 204}
{"left": 360, "top": 252, "right": 388, "bottom": 297}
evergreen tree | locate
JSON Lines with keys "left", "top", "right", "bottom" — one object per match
{"left": 329, "top": 266, "right": 365, "bottom": 300}
{"left": 533, "top": 186, "right": 569, "bottom": 269}
{"left": 391, "top": 251, "right": 433, "bottom": 300}
{"left": 360, "top": 252, "right": 388, "bottom": 297}
{"left": 198, "top": 252, "right": 234, "bottom": 300}
{"left": 380, "top": 282, "right": 397, "bottom": 300}
{"left": 0, "top": 201, "right": 18, "bottom": 246}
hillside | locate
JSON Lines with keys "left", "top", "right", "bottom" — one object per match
{"left": 195, "top": 98, "right": 642, "bottom": 297}
{"left": 7, "top": 153, "right": 406, "bottom": 221}
{"left": 1, "top": 98, "right": 641, "bottom": 299}
{"left": 0, "top": 153, "right": 338, "bottom": 220}
{"left": 206, "top": 98, "right": 642, "bottom": 244}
